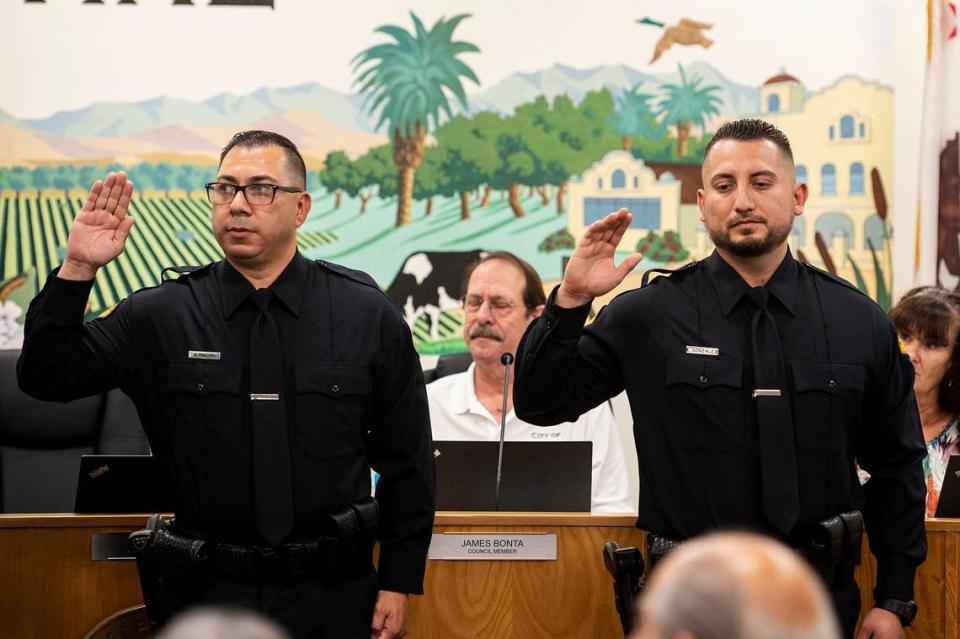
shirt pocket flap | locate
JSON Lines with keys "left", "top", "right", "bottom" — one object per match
{"left": 165, "top": 362, "right": 240, "bottom": 396}
{"left": 792, "top": 363, "right": 866, "bottom": 394}
{"left": 295, "top": 363, "right": 370, "bottom": 398}
{"left": 665, "top": 355, "right": 743, "bottom": 389}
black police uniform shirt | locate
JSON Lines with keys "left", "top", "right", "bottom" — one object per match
{"left": 514, "top": 250, "right": 926, "bottom": 602}
{"left": 17, "top": 252, "right": 435, "bottom": 594}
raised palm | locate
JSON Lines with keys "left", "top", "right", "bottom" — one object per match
{"left": 558, "top": 208, "right": 643, "bottom": 306}
{"left": 66, "top": 172, "right": 135, "bottom": 272}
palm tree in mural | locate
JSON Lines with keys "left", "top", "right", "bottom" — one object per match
{"left": 352, "top": 13, "right": 480, "bottom": 227}
{"left": 655, "top": 63, "right": 722, "bottom": 159}
{"left": 610, "top": 86, "right": 660, "bottom": 152}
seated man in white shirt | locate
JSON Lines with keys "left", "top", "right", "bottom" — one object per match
{"left": 426, "top": 251, "right": 632, "bottom": 513}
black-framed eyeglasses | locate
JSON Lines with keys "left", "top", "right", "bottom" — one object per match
{"left": 205, "top": 182, "right": 303, "bottom": 206}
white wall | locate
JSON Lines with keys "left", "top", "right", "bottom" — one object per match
{"left": 892, "top": 1, "right": 926, "bottom": 299}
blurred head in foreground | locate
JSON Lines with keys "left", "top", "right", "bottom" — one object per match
{"left": 632, "top": 532, "right": 840, "bottom": 639}
{"left": 157, "top": 606, "right": 290, "bottom": 639}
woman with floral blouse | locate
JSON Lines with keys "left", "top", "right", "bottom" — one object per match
{"left": 890, "top": 286, "right": 960, "bottom": 517}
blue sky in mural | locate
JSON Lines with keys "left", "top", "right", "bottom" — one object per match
{"left": 3, "top": 0, "right": 894, "bottom": 119}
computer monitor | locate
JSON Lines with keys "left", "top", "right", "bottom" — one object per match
{"left": 74, "top": 454, "right": 172, "bottom": 513}
{"left": 433, "top": 440, "right": 592, "bottom": 512}
{"left": 935, "top": 454, "right": 960, "bottom": 518}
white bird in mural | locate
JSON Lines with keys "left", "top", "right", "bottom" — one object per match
{"left": 637, "top": 17, "right": 714, "bottom": 64}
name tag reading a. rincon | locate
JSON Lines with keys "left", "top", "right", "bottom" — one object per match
{"left": 188, "top": 350, "right": 221, "bottom": 360}
{"left": 428, "top": 533, "right": 557, "bottom": 561}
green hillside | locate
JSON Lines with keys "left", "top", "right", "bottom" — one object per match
{"left": 301, "top": 187, "right": 578, "bottom": 285}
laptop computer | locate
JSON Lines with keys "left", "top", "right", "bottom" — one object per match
{"left": 74, "top": 454, "right": 173, "bottom": 513}
{"left": 433, "top": 440, "right": 592, "bottom": 512}
{"left": 935, "top": 454, "right": 960, "bottom": 518}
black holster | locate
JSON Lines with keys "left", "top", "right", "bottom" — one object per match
{"left": 130, "top": 516, "right": 207, "bottom": 580}
{"left": 801, "top": 510, "right": 863, "bottom": 590}
{"left": 603, "top": 541, "right": 646, "bottom": 637}
{"left": 127, "top": 514, "right": 172, "bottom": 632}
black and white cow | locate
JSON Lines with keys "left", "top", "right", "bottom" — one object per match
{"left": 385, "top": 250, "right": 484, "bottom": 341}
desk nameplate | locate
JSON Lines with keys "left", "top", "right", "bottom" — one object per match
{"left": 91, "top": 532, "right": 136, "bottom": 560}
{"left": 428, "top": 532, "right": 557, "bottom": 560}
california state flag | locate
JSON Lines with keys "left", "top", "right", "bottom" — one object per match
{"left": 916, "top": 1, "right": 960, "bottom": 287}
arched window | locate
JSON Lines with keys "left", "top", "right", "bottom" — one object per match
{"left": 864, "top": 215, "right": 886, "bottom": 250}
{"left": 821, "top": 164, "right": 836, "bottom": 195}
{"left": 849, "top": 162, "right": 865, "bottom": 194}
{"left": 840, "top": 115, "right": 855, "bottom": 139}
{"left": 795, "top": 164, "right": 808, "bottom": 184}
{"left": 612, "top": 170, "right": 626, "bottom": 189}
{"left": 767, "top": 94, "right": 781, "bottom": 113}
{"left": 815, "top": 212, "right": 855, "bottom": 264}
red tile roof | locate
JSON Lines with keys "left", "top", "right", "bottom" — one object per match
{"left": 763, "top": 73, "right": 800, "bottom": 85}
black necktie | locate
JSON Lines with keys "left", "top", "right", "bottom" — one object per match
{"left": 746, "top": 286, "right": 800, "bottom": 534}
{"left": 249, "top": 289, "right": 294, "bottom": 546}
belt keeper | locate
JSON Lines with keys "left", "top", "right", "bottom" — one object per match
{"left": 325, "top": 537, "right": 341, "bottom": 570}
{"left": 285, "top": 543, "right": 307, "bottom": 576}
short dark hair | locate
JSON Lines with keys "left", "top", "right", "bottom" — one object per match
{"left": 890, "top": 286, "right": 960, "bottom": 414}
{"left": 219, "top": 130, "right": 307, "bottom": 189}
{"left": 460, "top": 251, "right": 547, "bottom": 313}
{"left": 703, "top": 118, "right": 794, "bottom": 164}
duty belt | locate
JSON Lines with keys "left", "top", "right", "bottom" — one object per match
{"left": 208, "top": 538, "right": 340, "bottom": 580}
{"left": 128, "top": 497, "right": 380, "bottom": 581}
{"left": 646, "top": 510, "right": 864, "bottom": 590}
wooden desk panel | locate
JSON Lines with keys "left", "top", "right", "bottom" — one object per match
{"left": 0, "top": 513, "right": 640, "bottom": 639}
{"left": 0, "top": 515, "right": 149, "bottom": 639}
{"left": 407, "top": 514, "right": 643, "bottom": 639}
{"left": 2, "top": 514, "right": 958, "bottom": 639}
{"left": 856, "top": 520, "right": 960, "bottom": 639}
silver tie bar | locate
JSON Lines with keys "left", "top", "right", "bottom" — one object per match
{"left": 752, "top": 389, "right": 782, "bottom": 398}
{"left": 250, "top": 393, "right": 280, "bottom": 401}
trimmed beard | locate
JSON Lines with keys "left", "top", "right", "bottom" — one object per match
{"left": 708, "top": 219, "right": 794, "bottom": 258}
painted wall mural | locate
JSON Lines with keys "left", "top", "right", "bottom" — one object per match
{"left": 0, "top": 1, "right": 899, "bottom": 351}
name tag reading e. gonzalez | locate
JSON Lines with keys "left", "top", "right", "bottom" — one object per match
{"left": 428, "top": 533, "right": 557, "bottom": 560}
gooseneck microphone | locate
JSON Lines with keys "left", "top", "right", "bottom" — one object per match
{"left": 494, "top": 352, "right": 514, "bottom": 511}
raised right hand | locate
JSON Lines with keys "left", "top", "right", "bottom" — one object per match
{"left": 556, "top": 208, "right": 643, "bottom": 308}
{"left": 60, "top": 172, "right": 135, "bottom": 281}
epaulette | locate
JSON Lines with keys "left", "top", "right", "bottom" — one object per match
{"left": 640, "top": 260, "right": 699, "bottom": 287}
{"left": 160, "top": 264, "right": 211, "bottom": 282}
{"left": 799, "top": 260, "right": 865, "bottom": 296}
{"left": 98, "top": 303, "right": 119, "bottom": 319}
{"left": 315, "top": 259, "right": 379, "bottom": 289}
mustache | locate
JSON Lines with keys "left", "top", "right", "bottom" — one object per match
{"left": 728, "top": 215, "right": 767, "bottom": 228}
{"left": 469, "top": 325, "right": 503, "bottom": 341}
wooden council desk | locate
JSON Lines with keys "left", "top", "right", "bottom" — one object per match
{"left": 0, "top": 513, "right": 955, "bottom": 639}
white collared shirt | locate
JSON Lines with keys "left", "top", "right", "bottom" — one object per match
{"left": 426, "top": 363, "right": 634, "bottom": 513}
